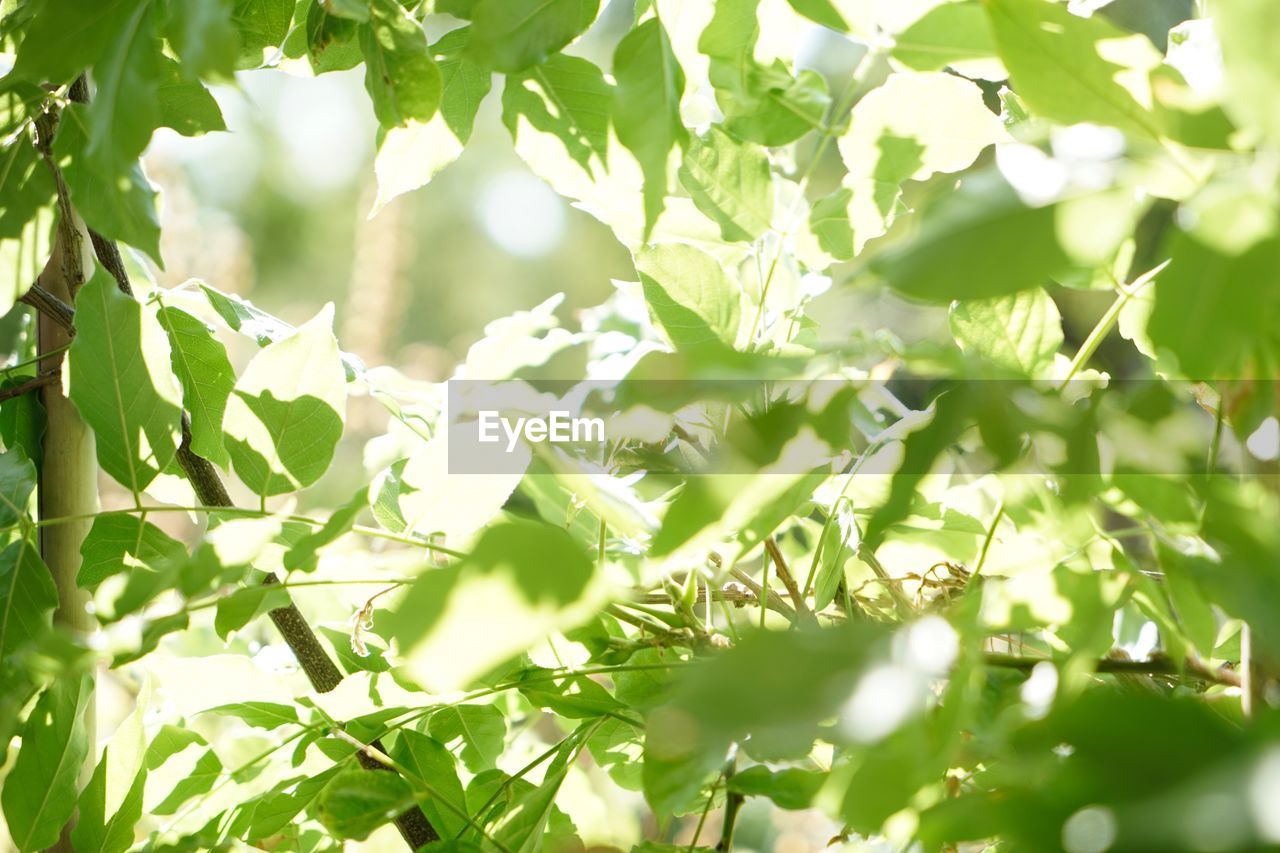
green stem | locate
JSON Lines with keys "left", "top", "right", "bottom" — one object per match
{"left": 1058, "top": 261, "right": 1166, "bottom": 389}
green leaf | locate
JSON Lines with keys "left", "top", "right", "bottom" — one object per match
{"left": 949, "top": 288, "right": 1063, "bottom": 375}
{"left": 469, "top": 0, "right": 600, "bottom": 72}
{"left": 891, "top": 2, "right": 998, "bottom": 73}
{"left": 232, "top": 0, "right": 296, "bottom": 67}
{"left": 386, "top": 519, "right": 606, "bottom": 690}
{"left": 869, "top": 172, "right": 1072, "bottom": 302}
{"left": 56, "top": 109, "right": 163, "bottom": 262}
{"left": 1215, "top": 0, "right": 1280, "bottom": 145}
{"left": 229, "top": 765, "right": 340, "bottom": 841}
{"left": 391, "top": 730, "right": 467, "bottom": 836}
{"left": 359, "top": 0, "right": 442, "bottom": 128}
{"left": 213, "top": 584, "right": 291, "bottom": 639}
{"left": 719, "top": 63, "right": 830, "bottom": 148}
{"left": 164, "top": 0, "right": 239, "bottom": 80}
{"left": 1, "top": 676, "right": 94, "bottom": 852}
{"left": 69, "top": 269, "right": 183, "bottom": 494}
{"left": 223, "top": 304, "right": 347, "bottom": 498}
{"left": 0, "top": 139, "right": 56, "bottom": 301}
{"left": 305, "top": 0, "right": 363, "bottom": 73}
{"left": 9, "top": 0, "right": 146, "bottom": 84}
{"left": 837, "top": 71, "right": 1007, "bottom": 254}
{"left": 428, "top": 704, "right": 507, "bottom": 773}
{"left": 71, "top": 680, "right": 151, "bottom": 853}
{"left": 206, "top": 701, "right": 301, "bottom": 730}
{"left": 677, "top": 126, "right": 773, "bottom": 243}
{"left": 77, "top": 514, "right": 185, "bottom": 589}
{"left": 373, "top": 27, "right": 493, "bottom": 212}
{"left": 1147, "top": 230, "right": 1280, "bottom": 378}
{"left": 727, "top": 765, "right": 825, "bottom": 810}
{"left": 813, "top": 500, "right": 856, "bottom": 611}
{"left": 0, "top": 445, "right": 36, "bottom": 528}
{"left": 984, "top": 0, "right": 1164, "bottom": 139}
{"left": 316, "top": 767, "right": 415, "bottom": 840}
{"left": 492, "top": 762, "right": 571, "bottom": 853}
{"left": 198, "top": 282, "right": 295, "bottom": 346}
{"left": 284, "top": 487, "right": 367, "bottom": 571}
{"left": 612, "top": 18, "right": 687, "bottom": 240}
{"left": 0, "top": 384, "right": 45, "bottom": 474}
{"left": 0, "top": 540, "right": 57, "bottom": 659}
{"left": 157, "top": 60, "right": 227, "bottom": 137}
{"left": 501, "top": 53, "right": 611, "bottom": 180}
{"left": 634, "top": 243, "right": 741, "bottom": 352}
{"left": 156, "top": 305, "right": 235, "bottom": 466}
{"left": 81, "top": 1, "right": 164, "bottom": 182}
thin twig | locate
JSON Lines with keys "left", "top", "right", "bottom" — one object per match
{"left": 983, "top": 652, "right": 1241, "bottom": 688}
{"left": 0, "top": 372, "right": 58, "bottom": 402}
{"left": 765, "top": 537, "right": 814, "bottom": 623}
{"left": 19, "top": 283, "right": 75, "bottom": 336}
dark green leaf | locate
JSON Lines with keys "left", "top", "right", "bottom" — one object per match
{"left": 0, "top": 676, "right": 94, "bottom": 852}
{"left": 68, "top": 269, "right": 183, "bottom": 493}
{"left": 359, "top": 0, "right": 442, "bottom": 128}
{"left": 470, "top": 0, "right": 599, "bottom": 72}
{"left": 316, "top": 767, "right": 415, "bottom": 840}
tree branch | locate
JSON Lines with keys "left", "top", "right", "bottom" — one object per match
{"left": 983, "top": 652, "right": 1241, "bottom": 688}
{"left": 0, "top": 372, "right": 59, "bottom": 402}
{"left": 84, "top": 182, "right": 439, "bottom": 849}
{"left": 765, "top": 537, "right": 814, "bottom": 624}
{"left": 20, "top": 283, "right": 76, "bottom": 336}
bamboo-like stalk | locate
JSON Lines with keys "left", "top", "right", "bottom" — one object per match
{"left": 37, "top": 222, "right": 97, "bottom": 853}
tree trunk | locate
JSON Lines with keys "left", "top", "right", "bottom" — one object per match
{"left": 37, "top": 224, "right": 96, "bottom": 852}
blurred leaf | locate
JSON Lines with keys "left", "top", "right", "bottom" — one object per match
{"left": 69, "top": 270, "right": 183, "bottom": 494}
{"left": 838, "top": 72, "right": 1008, "bottom": 253}
{"left": 891, "top": 2, "right": 997, "bottom": 72}
{"left": 316, "top": 767, "right": 414, "bottom": 840}
{"left": 613, "top": 18, "right": 686, "bottom": 240}
{"left": 470, "top": 0, "right": 599, "bottom": 72}
{"left": 156, "top": 305, "right": 234, "bottom": 466}
{"left": 949, "top": 288, "right": 1063, "bottom": 375}
{"left": 985, "top": 0, "right": 1163, "bottom": 138}
{"left": 386, "top": 519, "right": 606, "bottom": 690}
{"left": 0, "top": 676, "right": 94, "bottom": 852}
{"left": 223, "top": 304, "right": 347, "bottom": 497}
{"left": 1215, "top": 0, "right": 1280, "bottom": 145}
{"left": 678, "top": 126, "right": 773, "bottom": 243}
{"left": 164, "top": 0, "right": 238, "bottom": 80}
{"left": 1147, "top": 229, "right": 1280, "bottom": 378}
{"left": 81, "top": 1, "right": 163, "bottom": 181}
{"left": 56, "top": 110, "right": 163, "bottom": 262}
{"left": 8, "top": 0, "right": 145, "bottom": 83}
{"left": 359, "top": 0, "right": 442, "bottom": 128}
{"left": 727, "top": 765, "right": 824, "bottom": 810}
{"left": 870, "top": 172, "right": 1071, "bottom": 302}
{"left": 634, "top": 243, "right": 741, "bottom": 352}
